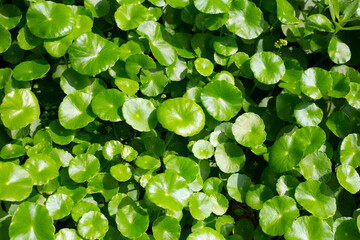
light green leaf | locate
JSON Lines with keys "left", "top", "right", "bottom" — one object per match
{"left": 250, "top": 52, "right": 285, "bottom": 85}
{"left": 337, "top": 164, "right": 360, "bottom": 194}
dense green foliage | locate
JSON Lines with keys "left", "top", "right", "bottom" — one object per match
{"left": 1, "top": 0, "right": 360, "bottom": 239}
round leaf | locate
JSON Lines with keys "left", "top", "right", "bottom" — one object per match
{"left": 115, "top": 4, "right": 149, "bottom": 31}
{"left": 165, "top": 156, "right": 199, "bottom": 183}
{"left": 187, "top": 227, "right": 226, "bottom": 240}
{"left": 23, "top": 154, "right": 59, "bottom": 185}
{"left": 0, "top": 89, "right": 40, "bottom": 130}
{"left": 346, "top": 82, "right": 360, "bottom": 109}
{"left": 301, "top": 67, "right": 332, "bottom": 100}
{"left": 13, "top": 57, "right": 50, "bottom": 81}
{"left": 245, "top": 184, "right": 274, "bottom": 210}
{"left": 295, "top": 180, "right": 336, "bottom": 219}
{"left": 337, "top": 164, "right": 360, "bottom": 194}
{"left": 9, "top": 202, "right": 55, "bottom": 240}
{"left": 225, "top": 0, "right": 264, "bottom": 39}
{"left": 55, "top": 229, "right": 82, "bottom": 240}
{"left": 78, "top": 211, "right": 108, "bottom": 239}
{"left": 213, "top": 36, "right": 238, "bottom": 56}
{"left": 189, "top": 192, "right": 212, "bottom": 220}
{"left": 68, "top": 32, "right": 121, "bottom": 76}
{"left": 195, "top": 58, "right": 214, "bottom": 76}
{"left": 340, "top": 133, "right": 360, "bottom": 168}
{"left": 122, "top": 98, "right": 157, "bottom": 132}
{"left": 193, "top": 0, "right": 231, "bottom": 14}
{"left": 285, "top": 216, "right": 334, "bottom": 240}
{"left": 215, "top": 142, "right": 246, "bottom": 173}
{"left": 152, "top": 216, "right": 181, "bottom": 240}
{"left": 115, "top": 199, "right": 149, "bottom": 238}
{"left": 46, "top": 193, "right": 74, "bottom": 220}
{"left": 26, "top": 1, "right": 75, "bottom": 39}
{"left": 0, "top": 24, "right": 11, "bottom": 54}
{"left": 146, "top": 171, "right": 191, "bottom": 211}
{"left": 232, "top": 112, "right": 266, "bottom": 147}
{"left": 0, "top": 162, "right": 33, "bottom": 201}
{"left": 227, "top": 173, "right": 252, "bottom": 202}
{"left": 326, "top": 111, "right": 352, "bottom": 138}
{"left": 47, "top": 119, "right": 76, "bottom": 145}
{"left": 91, "top": 89, "right": 125, "bottom": 122}
{"left": 294, "top": 102, "right": 323, "bottom": 127}
{"left": 192, "top": 139, "right": 214, "bottom": 159}
{"left": 110, "top": 164, "right": 132, "bottom": 182}
{"left": 328, "top": 36, "right": 351, "bottom": 64}
{"left": 250, "top": 52, "right": 285, "bottom": 85}
{"left": 299, "top": 151, "right": 332, "bottom": 182}
{"left": 201, "top": 80, "right": 243, "bottom": 121}
{"left": 157, "top": 98, "right": 205, "bottom": 137}
{"left": 58, "top": 92, "right": 95, "bottom": 130}
{"left": 259, "top": 196, "right": 299, "bottom": 236}
{"left": 0, "top": 4, "right": 22, "bottom": 30}
{"left": 68, "top": 153, "right": 100, "bottom": 183}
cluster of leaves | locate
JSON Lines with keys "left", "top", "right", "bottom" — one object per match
{"left": 1, "top": 0, "right": 360, "bottom": 239}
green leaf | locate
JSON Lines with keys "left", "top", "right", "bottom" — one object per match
{"left": 193, "top": 0, "right": 231, "bottom": 14}
{"left": 245, "top": 184, "right": 274, "bottom": 210}
{"left": 0, "top": 68, "right": 12, "bottom": 89}
{"left": 340, "top": 133, "right": 360, "bottom": 168}
{"left": 337, "top": 164, "right": 360, "bottom": 194}
{"left": 307, "top": 14, "right": 334, "bottom": 32}
{"left": 335, "top": 218, "right": 360, "bottom": 240}
{"left": 0, "top": 24, "right": 11, "bottom": 54}
{"left": 47, "top": 119, "right": 76, "bottom": 145}
{"left": 23, "top": 153, "right": 59, "bottom": 185}
{"left": 225, "top": 0, "right": 264, "bottom": 40}
{"left": 328, "top": 71, "right": 350, "bottom": 98}
{"left": 115, "top": 78, "right": 139, "bottom": 95}
{"left": 58, "top": 92, "right": 95, "bottom": 130}
{"left": 201, "top": 80, "right": 243, "bottom": 121}
{"left": 68, "top": 153, "right": 100, "bottom": 183}
{"left": 71, "top": 199, "right": 100, "bottom": 222}
{"left": 328, "top": 36, "right": 351, "bottom": 64}
{"left": 187, "top": 227, "right": 226, "bottom": 240}
{"left": 115, "top": 4, "right": 149, "bottom": 31}
{"left": 146, "top": 171, "right": 191, "bottom": 211}
{"left": 87, "top": 173, "right": 119, "bottom": 202}
{"left": 195, "top": 58, "right": 214, "bottom": 76}
{"left": 326, "top": 111, "right": 352, "bottom": 138}
{"left": 46, "top": 193, "right": 74, "bottom": 220}
{"left": 140, "top": 68, "right": 169, "bottom": 97}
{"left": 192, "top": 139, "right": 214, "bottom": 159}
{"left": 68, "top": 32, "right": 121, "bottom": 76}
{"left": 84, "top": 0, "right": 109, "bottom": 18}
{"left": 0, "top": 4, "right": 22, "bottom": 30}
{"left": 0, "top": 89, "right": 40, "bottom": 130}
{"left": 78, "top": 211, "right": 108, "bottom": 239}
{"left": 189, "top": 192, "right": 212, "bottom": 220}
{"left": 0, "top": 162, "right": 33, "bottom": 201}
{"left": 285, "top": 216, "right": 334, "bottom": 240}
{"left": 0, "top": 143, "right": 26, "bottom": 159}
{"left": 157, "top": 98, "right": 205, "bottom": 137}
{"left": 165, "top": 156, "right": 199, "bottom": 183}
{"left": 135, "top": 155, "right": 161, "bottom": 170}
{"left": 295, "top": 180, "right": 336, "bottom": 219}
{"left": 215, "top": 142, "right": 245, "bottom": 173}
{"left": 276, "top": 0, "right": 299, "bottom": 24}
{"left": 115, "top": 198, "right": 149, "bottom": 238}
{"left": 55, "top": 229, "right": 82, "bottom": 240}
{"left": 259, "top": 196, "right": 299, "bottom": 236}
{"left": 9, "top": 202, "right": 55, "bottom": 240}
{"left": 103, "top": 140, "right": 123, "bottom": 161}
{"left": 227, "top": 173, "right": 252, "bottom": 202}
{"left": 299, "top": 151, "right": 332, "bottom": 182}
{"left": 346, "top": 82, "right": 360, "bottom": 109}
{"left": 91, "top": 89, "right": 125, "bottom": 122}
{"left": 152, "top": 216, "right": 181, "bottom": 240}
{"left": 250, "top": 52, "right": 285, "bottom": 85}
{"left": 26, "top": 1, "right": 75, "bottom": 39}
{"left": 209, "top": 192, "right": 229, "bottom": 215}
{"left": 232, "top": 112, "right": 266, "bottom": 148}
{"left": 122, "top": 98, "right": 158, "bottom": 132}
{"left": 13, "top": 57, "right": 50, "bottom": 81}
{"left": 44, "top": 35, "right": 73, "bottom": 58}
{"left": 301, "top": 67, "right": 332, "bottom": 100}
{"left": 110, "top": 164, "right": 132, "bottom": 182}
{"left": 213, "top": 36, "right": 238, "bottom": 56}
{"left": 294, "top": 102, "right": 323, "bottom": 127}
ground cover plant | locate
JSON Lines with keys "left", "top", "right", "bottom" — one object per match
{"left": 1, "top": 0, "right": 360, "bottom": 239}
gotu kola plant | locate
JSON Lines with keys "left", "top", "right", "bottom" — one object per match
{"left": 1, "top": 0, "right": 360, "bottom": 239}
